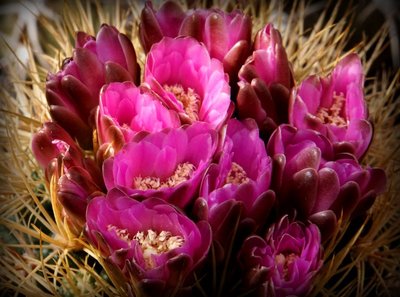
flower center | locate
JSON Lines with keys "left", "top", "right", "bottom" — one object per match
{"left": 164, "top": 84, "right": 200, "bottom": 121}
{"left": 315, "top": 92, "right": 347, "bottom": 127}
{"left": 133, "top": 229, "right": 184, "bottom": 269}
{"left": 107, "top": 225, "right": 184, "bottom": 270}
{"left": 226, "top": 162, "right": 249, "bottom": 185}
{"left": 275, "top": 252, "right": 299, "bottom": 281}
{"left": 133, "top": 162, "right": 196, "bottom": 190}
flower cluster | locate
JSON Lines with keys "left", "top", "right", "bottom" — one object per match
{"left": 32, "top": 1, "right": 386, "bottom": 296}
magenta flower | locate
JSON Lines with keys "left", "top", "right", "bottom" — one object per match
{"left": 144, "top": 36, "right": 232, "bottom": 129}
{"left": 237, "top": 24, "right": 294, "bottom": 136}
{"left": 194, "top": 119, "right": 275, "bottom": 259}
{"left": 267, "top": 125, "right": 386, "bottom": 238}
{"left": 97, "top": 82, "right": 180, "bottom": 155}
{"left": 85, "top": 190, "right": 211, "bottom": 294}
{"left": 139, "top": 1, "right": 187, "bottom": 52}
{"left": 238, "top": 216, "right": 323, "bottom": 297}
{"left": 289, "top": 54, "right": 372, "bottom": 159}
{"left": 46, "top": 24, "right": 140, "bottom": 149}
{"left": 180, "top": 8, "right": 252, "bottom": 82}
{"left": 103, "top": 123, "right": 218, "bottom": 209}
{"left": 196, "top": 119, "right": 274, "bottom": 231}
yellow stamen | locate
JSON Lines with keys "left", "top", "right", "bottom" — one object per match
{"left": 134, "top": 162, "right": 195, "bottom": 190}
{"left": 133, "top": 230, "right": 184, "bottom": 269}
{"left": 275, "top": 252, "right": 299, "bottom": 281}
{"left": 164, "top": 84, "right": 200, "bottom": 121}
{"left": 316, "top": 91, "right": 347, "bottom": 127}
{"left": 107, "top": 225, "right": 185, "bottom": 269}
{"left": 226, "top": 162, "right": 249, "bottom": 185}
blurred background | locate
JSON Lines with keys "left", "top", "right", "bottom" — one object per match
{"left": 301, "top": 0, "right": 399, "bottom": 72}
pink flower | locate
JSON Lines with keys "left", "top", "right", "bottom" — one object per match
{"left": 97, "top": 82, "right": 180, "bottom": 155}
{"left": 85, "top": 189, "right": 211, "bottom": 294}
{"left": 237, "top": 24, "right": 294, "bottom": 137}
{"left": 238, "top": 216, "right": 323, "bottom": 297}
{"left": 144, "top": 36, "right": 232, "bottom": 129}
{"left": 289, "top": 54, "right": 372, "bottom": 159}
{"left": 103, "top": 122, "right": 218, "bottom": 209}
{"left": 46, "top": 24, "right": 140, "bottom": 149}
{"left": 197, "top": 119, "right": 274, "bottom": 225}
{"left": 194, "top": 119, "right": 275, "bottom": 259}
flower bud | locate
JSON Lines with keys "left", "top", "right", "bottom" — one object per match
{"left": 46, "top": 24, "right": 140, "bottom": 149}
{"left": 237, "top": 24, "right": 294, "bottom": 138}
